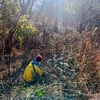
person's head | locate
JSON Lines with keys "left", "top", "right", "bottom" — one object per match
{"left": 36, "top": 55, "right": 43, "bottom": 62}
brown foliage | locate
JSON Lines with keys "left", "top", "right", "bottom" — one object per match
{"left": 74, "top": 33, "right": 100, "bottom": 92}
{"left": 1, "top": 24, "right": 100, "bottom": 95}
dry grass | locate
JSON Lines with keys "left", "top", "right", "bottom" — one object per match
{"left": 0, "top": 31, "right": 100, "bottom": 99}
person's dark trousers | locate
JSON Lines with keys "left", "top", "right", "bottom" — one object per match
{"left": 25, "top": 73, "right": 43, "bottom": 87}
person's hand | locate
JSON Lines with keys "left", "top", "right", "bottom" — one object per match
{"left": 41, "top": 71, "right": 46, "bottom": 78}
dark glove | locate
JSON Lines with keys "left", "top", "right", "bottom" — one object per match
{"left": 41, "top": 72, "right": 46, "bottom": 78}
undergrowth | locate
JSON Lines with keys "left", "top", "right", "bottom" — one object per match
{"left": 1, "top": 33, "right": 100, "bottom": 100}
{"left": 9, "top": 51, "right": 91, "bottom": 100}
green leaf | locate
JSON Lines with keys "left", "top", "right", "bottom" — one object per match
{"left": 35, "top": 89, "right": 43, "bottom": 97}
{"left": 38, "top": 90, "right": 43, "bottom": 97}
{"left": 18, "top": 36, "right": 23, "bottom": 44}
{"left": 98, "top": 71, "right": 100, "bottom": 76}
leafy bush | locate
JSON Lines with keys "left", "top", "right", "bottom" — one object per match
{"left": 16, "top": 15, "right": 36, "bottom": 44}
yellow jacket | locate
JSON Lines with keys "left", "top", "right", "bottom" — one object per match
{"left": 23, "top": 60, "right": 43, "bottom": 82}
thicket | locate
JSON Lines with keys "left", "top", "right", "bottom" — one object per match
{"left": 0, "top": 0, "right": 100, "bottom": 100}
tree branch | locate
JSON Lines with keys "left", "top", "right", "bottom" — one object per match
{"left": 84, "top": 0, "right": 93, "bottom": 16}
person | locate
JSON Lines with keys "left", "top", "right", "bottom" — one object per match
{"left": 23, "top": 54, "right": 44, "bottom": 86}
